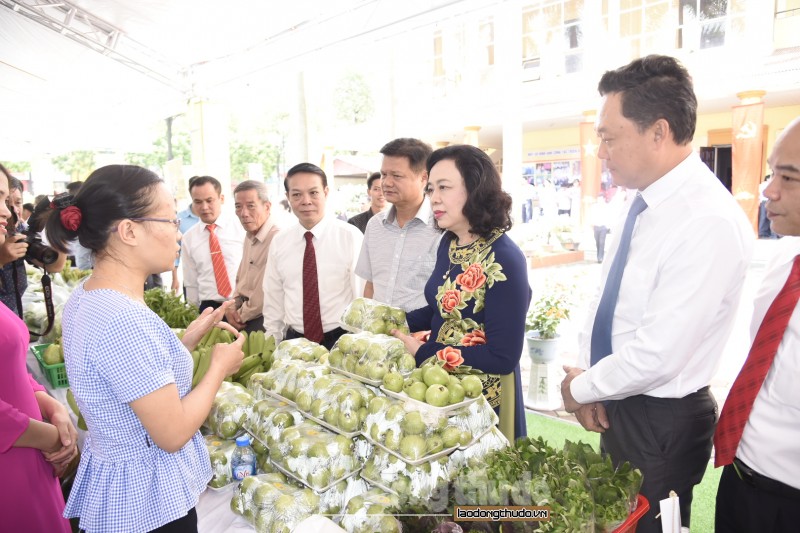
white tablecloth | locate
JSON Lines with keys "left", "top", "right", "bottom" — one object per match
{"left": 197, "top": 484, "right": 345, "bottom": 532}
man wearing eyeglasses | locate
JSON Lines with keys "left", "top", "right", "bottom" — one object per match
{"left": 181, "top": 176, "right": 245, "bottom": 312}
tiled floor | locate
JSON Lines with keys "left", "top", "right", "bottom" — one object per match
{"left": 519, "top": 237, "right": 778, "bottom": 427}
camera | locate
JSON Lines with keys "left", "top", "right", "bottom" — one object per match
{"left": 7, "top": 202, "right": 59, "bottom": 266}
{"left": 23, "top": 230, "right": 59, "bottom": 265}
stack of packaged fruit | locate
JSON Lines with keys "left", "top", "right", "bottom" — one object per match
{"left": 202, "top": 297, "right": 510, "bottom": 532}
{"left": 340, "top": 297, "right": 410, "bottom": 335}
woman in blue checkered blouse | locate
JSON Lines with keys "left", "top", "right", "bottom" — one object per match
{"left": 46, "top": 165, "right": 245, "bottom": 533}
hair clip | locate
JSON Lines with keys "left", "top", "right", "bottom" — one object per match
{"left": 52, "top": 193, "right": 76, "bottom": 209}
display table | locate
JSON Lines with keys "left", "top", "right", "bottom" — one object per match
{"left": 196, "top": 485, "right": 251, "bottom": 532}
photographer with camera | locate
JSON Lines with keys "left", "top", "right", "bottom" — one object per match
{"left": 0, "top": 164, "right": 65, "bottom": 316}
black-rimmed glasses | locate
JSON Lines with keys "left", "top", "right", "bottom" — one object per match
{"left": 130, "top": 217, "right": 181, "bottom": 230}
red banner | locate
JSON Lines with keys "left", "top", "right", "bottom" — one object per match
{"left": 731, "top": 103, "right": 764, "bottom": 233}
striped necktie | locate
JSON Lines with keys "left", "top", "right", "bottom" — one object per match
{"left": 714, "top": 255, "right": 800, "bottom": 467}
{"left": 206, "top": 224, "right": 232, "bottom": 298}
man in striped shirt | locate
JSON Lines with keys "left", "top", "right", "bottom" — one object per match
{"left": 355, "top": 138, "right": 441, "bottom": 312}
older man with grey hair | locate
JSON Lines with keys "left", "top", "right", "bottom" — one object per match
{"left": 225, "top": 180, "right": 280, "bottom": 332}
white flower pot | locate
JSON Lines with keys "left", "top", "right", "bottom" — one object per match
{"left": 524, "top": 331, "right": 562, "bottom": 411}
{"left": 525, "top": 331, "right": 560, "bottom": 364}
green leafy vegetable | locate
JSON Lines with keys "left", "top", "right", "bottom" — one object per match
{"left": 427, "top": 437, "right": 643, "bottom": 533}
{"left": 144, "top": 288, "right": 199, "bottom": 328}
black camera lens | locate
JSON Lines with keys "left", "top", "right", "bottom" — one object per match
{"left": 25, "top": 234, "right": 58, "bottom": 265}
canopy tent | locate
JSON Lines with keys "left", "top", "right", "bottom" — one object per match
{"left": 2, "top": 0, "right": 799, "bottom": 165}
{"left": 0, "top": 0, "right": 473, "bottom": 159}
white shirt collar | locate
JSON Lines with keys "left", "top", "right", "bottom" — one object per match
{"left": 385, "top": 198, "right": 434, "bottom": 226}
{"left": 296, "top": 215, "right": 331, "bottom": 240}
{"left": 638, "top": 151, "right": 696, "bottom": 210}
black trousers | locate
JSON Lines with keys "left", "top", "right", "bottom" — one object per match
{"left": 199, "top": 300, "right": 224, "bottom": 313}
{"left": 716, "top": 461, "right": 800, "bottom": 532}
{"left": 243, "top": 315, "right": 264, "bottom": 333}
{"left": 150, "top": 508, "right": 197, "bottom": 533}
{"left": 286, "top": 326, "right": 346, "bottom": 350}
{"left": 601, "top": 388, "right": 716, "bottom": 533}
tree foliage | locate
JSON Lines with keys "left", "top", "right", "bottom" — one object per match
{"left": 51, "top": 151, "right": 96, "bottom": 182}
{"left": 229, "top": 112, "right": 289, "bottom": 183}
{"left": 333, "top": 71, "right": 375, "bottom": 124}
{"left": 1, "top": 161, "right": 31, "bottom": 172}
{"left": 125, "top": 119, "right": 192, "bottom": 172}
{"left": 229, "top": 138, "right": 280, "bottom": 183}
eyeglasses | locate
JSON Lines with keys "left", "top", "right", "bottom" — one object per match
{"left": 130, "top": 217, "right": 181, "bottom": 230}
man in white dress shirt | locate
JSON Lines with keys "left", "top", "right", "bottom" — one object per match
{"left": 714, "top": 117, "right": 800, "bottom": 533}
{"left": 356, "top": 137, "right": 441, "bottom": 312}
{"left": 182, "top": 176, "right": 245, "bottom": 312}
{"left": 262, "top": 163, "right": 363, "bottom": 349}
{"left": 560, "top": 55, "right": 754, "bottom": 533}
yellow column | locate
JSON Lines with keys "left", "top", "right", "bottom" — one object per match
{"left": 579, "top": 110, "right": 601, "bottom": 227}
{"left": 731, "top": 90, "right": 766, "bottom": 234}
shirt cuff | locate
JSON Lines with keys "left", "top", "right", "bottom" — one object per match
{"left": 570, "top": 372, "right": 596, "bottom": 405}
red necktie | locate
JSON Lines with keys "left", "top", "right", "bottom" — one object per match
{"left": 302, "top": 231, "right": 324, "bottom": 343}
{"left": 206, "top": 224, "right": 232, "bottom": 298}
{"left": 714, "top": 255, "right": 800, "bottom": 467}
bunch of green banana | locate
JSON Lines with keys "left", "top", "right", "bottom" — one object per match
{"left": 190, "top": 327, "right": 236, "bottom": 387}
{"left": 190, "top": 328, "right": 277, "bottom": 388}
{"left": 232, "top": 331, "right": 276, "bottom": 386}
{"left": 59, "top": 261, "right": 92, "bottom": 285}
{"left": 66, "top": 388, "right": 87, "bottom": 431}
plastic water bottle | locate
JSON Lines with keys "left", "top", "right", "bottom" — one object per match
{"left": 230, "top": 435, "right": 256, "bottom": 481}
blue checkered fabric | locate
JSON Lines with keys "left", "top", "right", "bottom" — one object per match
{"left": 61, "top": 284, "right": 211, "bottom": 533}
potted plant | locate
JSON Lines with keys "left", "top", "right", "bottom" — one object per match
{"left": 550, "top": 223, "right": 580, "bottom": 251}
{"left": 525, "top": 292, "right": 570, "bottom": 364}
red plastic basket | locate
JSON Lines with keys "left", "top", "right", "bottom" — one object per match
{"left": 612, "top": 495, "right": 650, "bottom": 533}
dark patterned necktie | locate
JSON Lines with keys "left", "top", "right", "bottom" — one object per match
{"left": 590, "top": 194, "right": 648, "bottom": 366}
{"left": 302, "top": 231, "right": 324, "bottom": 343}
{"left": 714, "top": 255, "right": 800, "bottom": 467}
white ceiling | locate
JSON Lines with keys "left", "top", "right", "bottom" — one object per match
{"left": 0, "top": 0, "right": 478, "bottom": 159}
{"left": 2, "top": 1, "right": 799, "bottom": 161}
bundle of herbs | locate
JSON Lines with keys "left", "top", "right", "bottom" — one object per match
{"left": 392, "top": 437, "right": 642, "bottom": 533}
{"left": 144, "top": 288, "right": 200, "bottom": 328}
